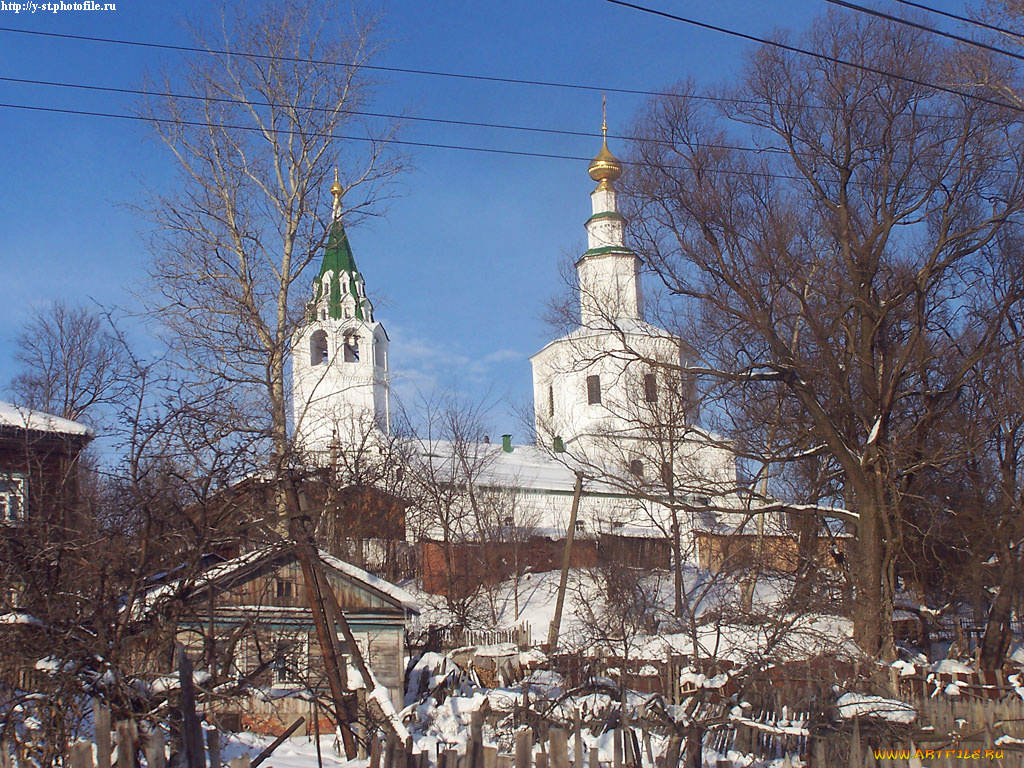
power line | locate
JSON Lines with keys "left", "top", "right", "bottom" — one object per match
{"left": 823, "top": 0, "right": 1024, "bottom": 62}
{"left": 891, "top": 0, "right": 1024, "bottom": 40}
{"left": 0, "top": 100, "right": 597, "bottom": 164}
{"left": 0, "top": 73, "right": 807, "bottom": 161}
{"left": 0, "top": 23, "right": 976, "bottom": 121}
{"left": 0, "top": 98, "right": 999, "bottom": 192}
{"left": 0, "top": 25, "right": 676, "bottom": 100}
{"left": 601, "top": 0, "right": 1024, "bottom": 114}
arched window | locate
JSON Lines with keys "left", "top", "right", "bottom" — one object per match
{"left": 628, "top": 459, "right": 644, "bottom": 478}
{"left": 343, "top": 332, "right": 360, "bottom": 363}
{"left": 374, "top": 337, "right": 386, "bottom": 368}
{"left": 310, "top": 330, "right": 328, "bottom": 366}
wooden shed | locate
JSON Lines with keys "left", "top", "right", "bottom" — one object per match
{"left": 147, "top": 542, "right": 418, "bottom": 735}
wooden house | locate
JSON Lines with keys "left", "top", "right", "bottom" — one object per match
{"left": 140, "top": 542, "right": 418, "bottom": 735}
{"left": 0, "top": 401, "right": 92, "bottom": 528}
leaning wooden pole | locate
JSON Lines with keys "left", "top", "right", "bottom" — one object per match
{"left": 548, "top": 472, "right": 584, "bottom": 652}
{"left": 284, "top": 474, "right": 358, "bottom": 758}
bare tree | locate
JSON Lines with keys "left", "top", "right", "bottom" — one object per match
{"left": 9, "top": 301, "right": 129, "bottom": 426}
{"left": 138, "top": 0, "right": 405, "bottom": 470}
{"left": 623, "top": 12, "right": 1024, "bottom": 661}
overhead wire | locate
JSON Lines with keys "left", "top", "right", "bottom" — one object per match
{"left": 0, "top": 20, "right": 1010, "bottom": 119}
{"left": 891, "top": 0, "right": 1024, "bottom": 40}
{"left": 601, "top": 0, "right": 1024, "bottom": 114}
{"left": 0, "top": 73, "right": 811, "bottom": 161}
{"left": 0, "top": 98, "right": 1006, "bottom": 192}
{"left": 822, "top": 0, "right": 1024, "bottom": 62}
{"left": 0, "top": 25, "right": 678, "bottom": 100}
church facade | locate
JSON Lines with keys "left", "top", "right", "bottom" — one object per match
{"left": 290, "top": 130, "right": 742, "bottom": 552}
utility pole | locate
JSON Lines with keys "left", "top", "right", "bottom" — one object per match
{"left": 548, "top": 472, "right": 584, "bottom": 652}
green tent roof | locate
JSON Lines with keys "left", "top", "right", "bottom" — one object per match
{"left": 314, "top": 219, "right": 364, "bottom": 321}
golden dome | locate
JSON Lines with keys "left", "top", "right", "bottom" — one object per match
{"left": 588, "top": 139, "right": 623, "bottom": 185}
{"left": 588, "top": 94, "right": 622, "bottom": 186}
{"left": 330, "top": 167, "right": 343, "bottom": 199}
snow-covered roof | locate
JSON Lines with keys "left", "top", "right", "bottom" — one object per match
{"left": 0, "top": 401, "right": 93, "bottom": 438}
{"left": 0, "top": 612, "right": 44, "bottom": 627}
{"left": 132, "top": 542, "right": 419, "bottom": 619}
{"left": 530, "top": 317, "right": 681, "bottom": 360}
{"left": 411, "top": 439, "right": 628, "bottom": 496}
{"left": 318, "top": 551, "right": 419, "bottom": 613}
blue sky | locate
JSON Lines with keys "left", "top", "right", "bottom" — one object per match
{"left": 0, "top": 0, "right": 970, "bottom": 439}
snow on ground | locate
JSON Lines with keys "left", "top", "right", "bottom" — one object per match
{"left": 836, "top": 693, "right": 916, "bottom": 724}
{"left": 406, "top": 566, "right": 853, "bottom": 664}
{"left": 219, "top": 733, "right": 366, "bottom": 768}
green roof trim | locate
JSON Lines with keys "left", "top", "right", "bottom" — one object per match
{"left": 586, "top": 211, "right": 626, "bottom": 225}
{"left": 581, "top": 245, "right": 636, "bottom": 259}
{"left": 314, "top": 219, "right": 364, "bottom": 321}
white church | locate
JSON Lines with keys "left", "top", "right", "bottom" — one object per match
{"left": 291, "top": 125, "right": 742, "bottom": 546}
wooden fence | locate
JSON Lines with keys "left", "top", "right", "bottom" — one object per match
{"left": 438, "top": 623, "right": 533, "bottom": 651}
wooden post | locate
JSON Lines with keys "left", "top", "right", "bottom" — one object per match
{"left": 145, "top": 730, "right": 166, "bottom": 768}
{"left": 515, "top": 729, "right": 533, "bottom": 768}
{"left": 250, "top": 716, "right": 305, "bottom": 768}
{"left": 287, "top": 477, "right": 358, "bottom": 759}
{"left": 177, "top": 646, "right": 205, "bottom": 768}
{"left": 114, "top": 722, "right": 134, "bottom": 768}
{"left": 228, "top": 758, "right": 250, "bottom": 768}
{"left": 549, "top": 728, "right": 569, "bottom": 768}
{"left": 69, "top": 742, "right": 94, "bottom": 768}
{"left": 847, "top": 719, "right": 862, "bottom": 768}
{"left": 588, "top": 747, "right": 599, "bottom": 768}
{"left": 613, "top": 727, "right": 622, "bottom": 768}
{"left": 370, "top": 735, "right": 382, "bottom": 768}
{"left": 94, "top": 701, "right": 112, "bottom": 768}
{"left": 483, "top": 746, "right": 498, "bottom": 768}
{"left": 573, "top": 710, "right": 583, "bottom": 768}
{"left": 469, "top": 711, "right": 484, "bottom": 768}
{"left": 663, "top": 736, "right": 680, "bottom": 768}
{"left": 535, "top": 754, "right": 548, "bottom": 768}
{"left": 547, "top": 472, "right": 584, "bottom": 651}
{"left": 206, "top": 729, "right": 221, "bottom": 768}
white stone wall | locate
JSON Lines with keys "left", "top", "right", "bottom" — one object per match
{"left": 292, "top": 318, "right": 390, "bottom": 456}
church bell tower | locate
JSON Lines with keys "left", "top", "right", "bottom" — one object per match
{"left": 291, "top": 172, "right": 391, "bottom": 459}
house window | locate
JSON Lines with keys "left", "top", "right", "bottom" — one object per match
{"left": 275, "top": 579, "right": 294, "bottom": 599}
{"left": 587, "top": 375, "right": 602, "bottom": 405}
{"left": 574, "top": 519, "right": 585, "bottom": 533}
{"left": 644, "top": 373, "right": 658, "bottom": 403}
{"left": 272, "top": 636, "right": 306, "bottom": 685}
{"left": 0, "top": 473, "right": 27, "bottom": 522}
{"left": 629, "top": 460, "right": 644, "bottom": 478}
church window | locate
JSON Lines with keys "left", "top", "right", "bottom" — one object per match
{"left": 644, "top": 373, "right": 658, "bottom": 403}
{"left": 629, "top": 459, "right": 644, "bottom": 478}
{"left": 547, "top": 384, "right": 554, "bottom": 417}
{"left": 587, "top": 375, "right": 602, "bottom": 405}
{"left": 343, "top": 333, "right": 359, "bottom": 363}
{"left": 0, "top": 473, "right": 27, "bottom": 522}
{"left": 310, "top": 330, "right": 328, "bottom": 366}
